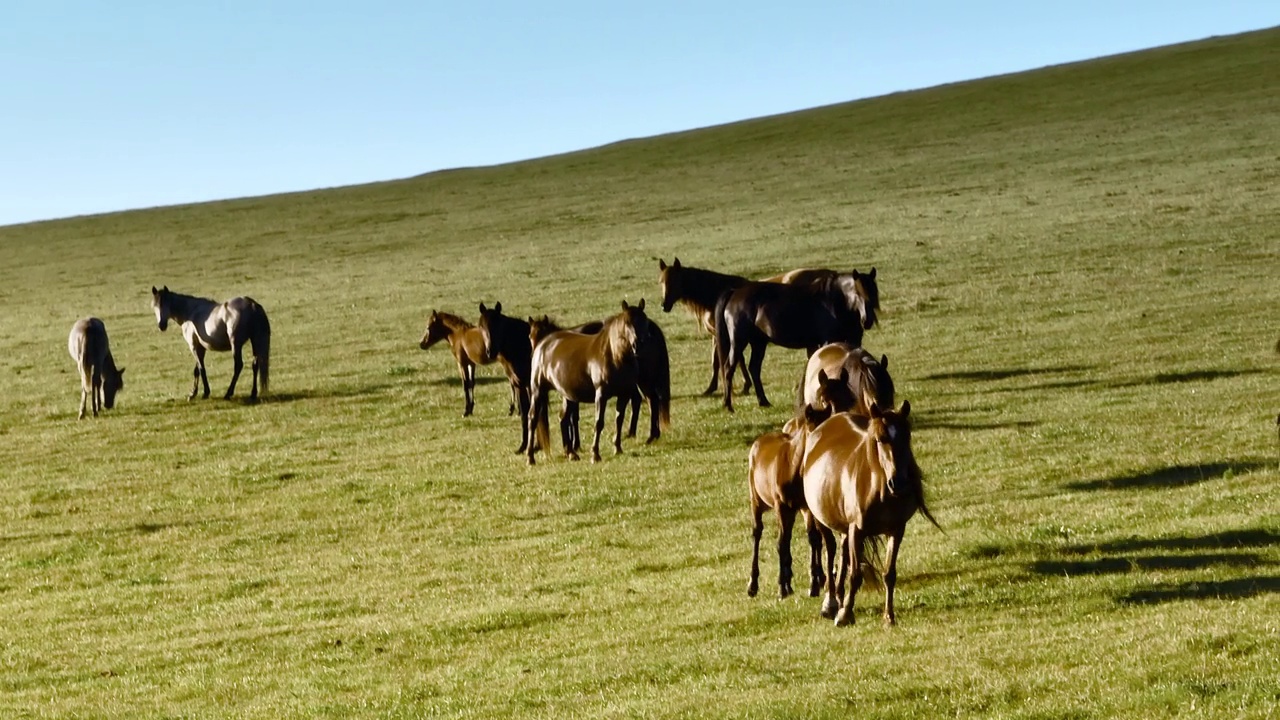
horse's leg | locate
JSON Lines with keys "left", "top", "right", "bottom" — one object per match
{"left": 645, "top": 386, "right": 660, "bottom": 444}
{"left": 91, "top": 366, "right": 102, "bottom": 417}
{"left": 225, "top": 340, "right": 245, "bottom": 399}
{"left": 612, "top": 394, "right": 626, "bottom": 455}
{"left": 777, "top": 505, "right": 797, "bottom": 599}
{"left": 626, "top": 387, "right": 640, "bottom": 439}
{"left": 189, "top": 344, "right": 209, "bottom": 400}
{"left": 835, "top": 534, "right": 850, "bottom": 611}
{"left": 748, "top": 500, "right": 764, "bottom": 597}
{"left": 460, "top": 358, "right": 474, "bottom": 417}
{"left": 507, "top": 382, "right": 517, "bottom": 416}
{"left": 590, "top": 392, "right": 607, "bottom": 463}
{"left": 722, "top": 327, "right": 742, "bottom": 413}
{"left": 804, "top": 511, "right": 825, "bottom": 597}
{"left": 835, "top": 529, "right": 864, "bottom": 626}
{"left": 250, "top": 353, "right": 260, "bottom": 400}
{"left": 525, "top": 385, "right": 542, "bottom": 466}
{"left": 819, "top": 525, "right": 839, "bottom": 619}
{"left": 748, "top": 339, "right": 770, "bottom": 407}
{"left": 703, "top": 339, "right": 720, "bottom": 395}
{"left": 78, "top": 374, "right": 89, "bottom": 420}
{"left": 514, "top": 384, "right": 530, "bottom": 453}
{"left": 883, "top": 530, "right": 903, "bottom": 626}
{"left": 559, "top": 399, "right": 579, "bottom": 460}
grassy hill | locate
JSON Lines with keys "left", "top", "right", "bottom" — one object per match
{"left": 1, "top": 28, "right": 1277, "bottom": 719}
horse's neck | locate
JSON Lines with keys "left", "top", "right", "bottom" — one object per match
{"left": 686, "top": 268, "right": 744, "bottom": 310}
{"left": 168, "top": 293, "right": 214, "bottom": 323}
{"left": 603, "top": 325, "right": 636, "bottom": 366}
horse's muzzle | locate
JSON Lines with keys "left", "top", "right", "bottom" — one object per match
{"left": 157, "top": 320, "right": 168, "bottom": 332}
{"left": 661, "top": 300, "right": 674, "bottom": 313}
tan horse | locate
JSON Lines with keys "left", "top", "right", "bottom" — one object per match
{"left": 151, "top": 286, "right": 270, "bottom": 400}
{"left": 748, "top": 369, "right": 858, "bottom": 599}
{"left": 527, "top": 300, "right": 651, "bottom": 465}
{"left": 801, "top": 401, "right": 940, "bottom": 625}
{"left": 420, "top": 309, "right": 513, "bottom": 417}
{"left": 801, "top": 343, "right": 894, "bottom": 416}
{"left": 67, "top": 317, "right": 124, "bottom": 419}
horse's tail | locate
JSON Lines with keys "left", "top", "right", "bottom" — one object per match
{"left": 255, "top": 308, "right": 271, "bottom": 396}
{"left": 532, "top": 384, "right": 551, "bottom": 458}
{"left": 650, "top": 322, "right": 671, "bottom": 430}
{"left": 713, "top": 291, "right": 732, "bottom": 385}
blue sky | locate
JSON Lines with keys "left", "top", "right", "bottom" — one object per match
{"left": 1, "top": 2, "right": 1275, "bottom": 227}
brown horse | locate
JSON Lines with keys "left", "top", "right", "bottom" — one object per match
{"left": 658, "top": 257, "right": 751, "bottom": 395}
{"left": 527, "top": 300, "right": 651, "bottom": 464}
{"left": 802, "top": 401, "right": 940, "bottom": 625}
{"left": 67, "top": 317, "right": 125, "bottom": 419}
{"left": 151, "top": 286, "right": 270, "bottom": 401}
{"left": 420, "top": 310, "right": 514, "bottom": 417}
{"left": 715, "top": 275, "right": 871, "bottom": 412}
{"left": 748, "top": 369, "right": 859, "bottom": 599}
{"left": 528, "top": 312, "right": 671, "bottom": 456}
{"left": 800, "top": 343, "right": 894, "bottom": 417}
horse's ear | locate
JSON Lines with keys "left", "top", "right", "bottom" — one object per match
{"left": 869, "top": 267, "right": 876, "bottom": 278}
{"left": 659, "top": 259, "right": 667, "bottom": 270}
{"left": 479, "top": 302, "right": 487, "bottom": 313}
{"left": 817, "top": 368, "right": 829, "bottom": 383}
{"left": 899, "top": 399, "right": 910, "bottom": 418}
{"left": 880, "top": 354, "right": 888, "bottom": 369}
{"left": 494, "top": 301, "right": 502, "bottom": 313}
{"left": 118, "top": 367, "right": 125, "bottom": 375}
{"left": 151, "top": 286, "right": 158, "bottom": 294}
{"left": 838, "top": 366, "right": 850, "bottom": 384}
{"left": 637, "top": 298, "right": 645, "bottom": 311}
{"left": 527, "top": 316, "right": 535, "bottom": 323}
{"left": 162, "top": 285, "right": 168, "bottom": 292}
{"left": 869, "top": 402, "right": 882, "bottom": 417}
{"left": 621, "top": 300, "right": 629, "bottom": 310}
{"left": 673, "top": 257, "right": 681, "bottom": 267}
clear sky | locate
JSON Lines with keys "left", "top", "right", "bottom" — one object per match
{"left": 2, "top": 2, "right": 1275, "bottom": 227}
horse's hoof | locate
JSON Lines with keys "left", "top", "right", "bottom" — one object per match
{"left": 759, "top": 399, "right": 772, "bottom": 408}
{"left": 702, "top": 387, "right": 718, "bottom": 396}
{"left": 834, "top": 609, "right": 854, "bottom": 627}
{"left": 747, "top": 582, "right": 758, "bottom": 597}
{"left": 779, "top": 585, "right": 793, "bottom": 600}
{"left": 645, "top": 435, "right": 659, "bottom": 445}
{"left": 592, "top": 453, "right": 602, "bottom": 463}
{"left": 809, "top": 582, "right": 823, "bottom": 598}
{"left": 820, "top": 597, "right": 839, "bottom": 619}
{"left": 883, "top": 615, "right": 896, "bottom": 627}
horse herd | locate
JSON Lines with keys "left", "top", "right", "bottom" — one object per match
{"left": 65, "top": 263, "right": 935, "bottom": 626}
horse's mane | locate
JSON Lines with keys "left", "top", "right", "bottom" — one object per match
{"left": 672, "top": 264, "right": 749, "bottom": 314}
{"left": 433, "top": 311, "right": 474, "bottom": 330}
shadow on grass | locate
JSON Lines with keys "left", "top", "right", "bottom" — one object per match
{"left": 1120, "top": 576, "right": 1280, "bottom": 604}
{"left": 1065, "top": 528, "right": 1280, "bottom": 555}
{"left": 1110, "top": 367, "right": 1271, "bottom": 388}
{"left": 922, "top": 365, "right": 1093, "bottom": 382}
{"left": 1065, "top": 461, "right": 1270, "bottom": 491}
{"left": 425, "top": 375, "right": 510, "bottom": 388}
{"left": 1030, "top": 553, "right": 1264, "bottom": 576}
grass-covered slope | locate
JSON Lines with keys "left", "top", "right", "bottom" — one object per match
{"left": 0, "top": 28, "right": 1277, "bottom": 719}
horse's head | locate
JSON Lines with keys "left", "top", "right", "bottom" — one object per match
{"left": 657, "top": 257, "right": 682, "bottom": 313}
{"left": 618, "top": 299, "right": 651, "bottom": 353}
{"left": 477, "top": 302, "right": 504, "bottom": 361}
{"left": 837, "top": 268, "right": 879, "bottom": 330}
{"left": 528, "top": 315, "right": 557, "bottom": 349}
{"left": 869, "top": 400, "right": 913, "bottom": 497}
{"left": 419, "top": 311, "right": 446, "bottom": 350}
{"left": 103, "top": 366, "right": 124, "bottom": 409}
{"left": 814, "top": 367, "right": 858, "bottom": 413}
{"left": 869, "top": 353, "right": 895, "bottom": 412}
{"left": 150, "top": 285, "right": 171, "bottom": 331}
{"left": 799, "top": 402, "right": 834, "bottom": 431}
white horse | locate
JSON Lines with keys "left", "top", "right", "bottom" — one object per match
{"left": 150, "top": 286, "right": 271, "bottom": 400}
{"left": 68, "top": 317, "right": 124, "bottom": 419}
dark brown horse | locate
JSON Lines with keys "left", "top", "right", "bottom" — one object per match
{"left": 715, "top": 274, "right": 873, "bottom": 412}
{"left": 800, "top": 343, "right": 894, "bottom": 417}
{"left": 747, "top": 369, "right": 859, "bottom": 600}
{"left": 527, "top": 300, "right": 652, "bottom": 464}
{"left": 658, "top": 257, "right": 752, "bottom": 395}
{"left": 476, "top": 302, "right": 534, "bottom": 452}
{"left": 528, "top": 313, "right": 671, "bottom": 456}
{"left": 802, "top": 401, "right": 940, "bottom": 625}
{"left": 419, "top": 310, "right": 513, "bottom": 417}
{"left": 762, "top": 267, "right": 880, "bottom": 332}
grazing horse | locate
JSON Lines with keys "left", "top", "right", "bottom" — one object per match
{"left": 67, "top": 317, "right": 124, "bottom": 419}
{"left": 150, "top": 286, "right": 270, "bottom": 400}
{"left": 419, "top": 309, "right": 513, "bottom": 417}
{"left": 527, "top": 300, "right": 651, "bottom": 465}
{"left": 477, "top": 302, "right": 534, "bottom": 452}
{"left": 800, "top": 343, "right": 894, "bottom": 417}
{"left": 658, "top": 257, "right": 752, "bottom": 395}
{"left": 715, "top": 276, "right": 869, "bottom": 412}
{"left": 747, "top": 369, "right": 859, "bottom": 600}
{"left": 802, "top": 401, "right": 940, "bottom": 625}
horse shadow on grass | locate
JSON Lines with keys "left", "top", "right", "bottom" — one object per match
{"left": 1026, "top": 527, "right": 1279, "bottom": 605}
{"left": 1064, "top": 460, "right": 1271, "bottom": 491}
{"left": 921, "top": 365, "right": 1093, "bottom": 382}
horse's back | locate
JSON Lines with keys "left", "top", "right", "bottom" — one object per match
{"left": 801, "top": 413, "right": 871, "bottom": 533}
{"left": 531, "top": 331, "right": 598, "bottom": 401}
{"left": 803, "top": 343, "right": 890, "bottom": 412}
{"left": 68, "top": 317, "right": 109, "bottom": 366}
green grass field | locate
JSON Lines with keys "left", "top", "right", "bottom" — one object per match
{"left": 1, "top": 28, "right": 1277, "bottom": 719}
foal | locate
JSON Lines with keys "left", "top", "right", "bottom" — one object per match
{"left": 420, "top": 309, "right": 512, "bottom": 417}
